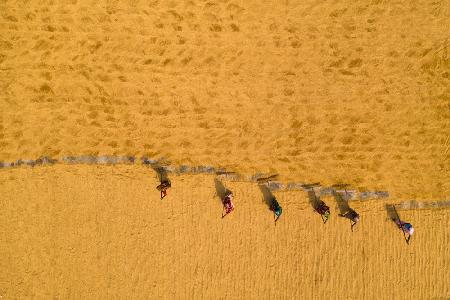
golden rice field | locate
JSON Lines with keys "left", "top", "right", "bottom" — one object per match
{"left": 1, "top": 0, "right": 449, "bottom": 299}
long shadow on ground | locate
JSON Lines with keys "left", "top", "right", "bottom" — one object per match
{"left": 258, "top": 184, "right": 275, "bottom": 209}
{"left": 150, "top": 163, "right": 170, "bottom": 183}
{"left": 333, "top": 190, "right": 352, "bottom": 215}
{"left": 214, "top": 178, "right": 232, "bottom": 202}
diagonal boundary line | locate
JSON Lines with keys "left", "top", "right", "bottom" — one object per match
{"left": 395, "top": 200, "right": 450, "bottom": 210}
{"left": 0, "top": 155, "right": 392, "bottom": 200}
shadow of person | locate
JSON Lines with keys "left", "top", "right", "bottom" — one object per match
{"left": 304, "top": 185, "right": 330, "bottom": 224}
{"left": 385, "top": 204, "right": 412, "bottom": 244}
{"left": 301, "top": 183, "right": 321, "bottom": 210}
{"left": 259, "top": 183, "right": 282, "bottom": 223}
{"left": 307, "top": 189, "right": 321, "bottom": 211}
{"left": 214, "top": 178, "right": 232, "bottom": 202}
{"left": 150, "top": 163, "right": 170, "bottom": 183}
{"left": 385, "top": 204, "right": 398, "bottom": 222}
{"left": 333, "top": 190, "right": 360, "bottom": 230}
{"left": 333, "top": 190, "right": 352, "bottom": 215}
{"left": 258, "top": 183, "right": 275, "bottom": 209}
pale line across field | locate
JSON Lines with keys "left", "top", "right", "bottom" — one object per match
{"left": 3, "top": 156, "right": 449, "bottom": 211}
{"left": 0, "top": 154, "right": 390, "bottom": 201}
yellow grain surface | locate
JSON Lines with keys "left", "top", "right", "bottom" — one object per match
{"left": 1, "top": 0, "right": 449, "bottom": 199}
{"left": 1, "top": 165, "right": 449, "bottom": 299}
{"left": 1, "top": 0, "right": 449, "bottom": 298}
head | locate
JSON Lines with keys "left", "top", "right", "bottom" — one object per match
{"left": 404, "top": 224, "right": 414, "bottom": 235}
{"left": 353, "top": 215, "right": 360, "bottom": 223}
{"left": 275, "top": 206, "right": 282, "bottom": 217}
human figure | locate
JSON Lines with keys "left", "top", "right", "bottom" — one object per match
{"left": 304, "top": 184, "right": 330, "bottom": 224}
{"left": 222, "top": 191, "right": 235, "bottom": 218}
{"left": 270, "top": 197, "right": 282, "bottom": 222}
{"left": 316, "top": 200, "right": 330, "bottom": 224}
{"left": 339, "top": 209, "right": 360, "bottom": 231}
{"left": 258, "top": 182, "right": 282, "bottom": 224}
{"left": 156, "top": 180, "right": 171, "bottom": 199}
{"left": 393, "top": 218, "right": 414, "bottom": 244}
{"left": 149, "top": 162, "right": 171, "bottom": 200}
{"left": 386, "top": 204, "right": 414, "bottom": 244}
{"left": 333, "top": 187, "right": 360, "bottom": 231}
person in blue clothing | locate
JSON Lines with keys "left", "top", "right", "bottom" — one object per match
{"left": 393, "top": 218, "right": 414, "bottom": 243}
{"left": 270, "top": 197, "right": 282, "bottom": 223}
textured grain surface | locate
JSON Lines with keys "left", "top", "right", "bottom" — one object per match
{"left": 1, "top": 165, "right": 449, "bottom": 299}
{"left": 1, "top": 0, "right": 449, "bottom": 298}
{"left": 1, "top": 0, "right": 449, "bottom": 200}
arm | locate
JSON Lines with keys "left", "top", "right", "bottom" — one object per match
{"left": 339, "top": 212, "right": 348, "bottom": 218}
{"left": 222, "top": 206, "right": 230, "bottom": 218}
{"left": 351, "top": 221, "right": 357, "bottom": 231}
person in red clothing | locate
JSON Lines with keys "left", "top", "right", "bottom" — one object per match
{"left": 222, "top": 191, "right": 235, "bottom": 218}
{"left": 156, "top": 180, "right": 171, "bottom": 200}
{"left": 316, "top": 200, "right": 330, "bottom": 224}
